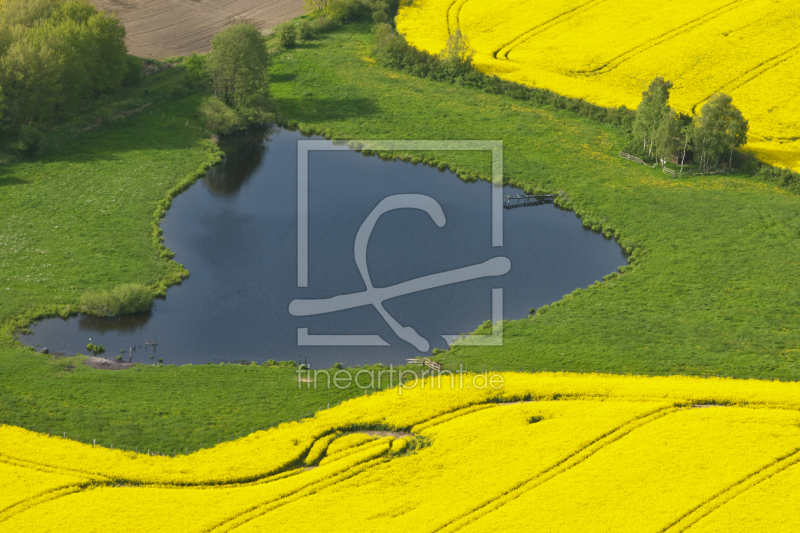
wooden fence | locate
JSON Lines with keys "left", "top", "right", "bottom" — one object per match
{"left": 619, "top": 151, "right": 647, "bottom": 166}
{"left": 406, "top": 358, "right": 443, "bottom": 372}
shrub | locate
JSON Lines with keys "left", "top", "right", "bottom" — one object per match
{"left": 12, "top": 125, "right": 45, "bottom": 159}
{"left": 275, "top": 22, "right": 297, "bottom": 48}
{"left": 371, "top": 24, "right": 637, "bottom": 131}
{"left": 80, "top": 284, "right": 153, "bottom": 317}
{"left": 184, "top": 53, "right": 208, "bottom": 86}
{"left": 327, "top": 0, "right": 371, "bottom": 23}
{"left": 309, "top": 16, "right": 340, "bottom": 35}
{"left": 332, "top": 362, "right": 344, "bottom": 369}
{"left": 297, "top": 19, "right": 315, "bottom": 40}
{"left": 199, "top": 96, "right": 244, "bottom": 135}
{"left": 122, "top": 55, "right": 143, "bottom": 87}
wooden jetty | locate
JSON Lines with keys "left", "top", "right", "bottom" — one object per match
{"left": 503, "top": 194, "right": 557, "bottom": 209}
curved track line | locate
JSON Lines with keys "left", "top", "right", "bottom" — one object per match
{"left": 570, "top": 0, "right": 753, "bottom": 76}
{"left": 0, "top": 484, "right": 88, "bottom": 524}
{"left": 445, "top": 0, "right": 471, "bottom": 42}
{"left": 430, "top": 405, "right": 680, "bottom": 533}
{"left": 493, "top": 0, "right": 611, "bottom": 60}
{"left": 0, "top": 453, "right": 111, "bottom": 482}
{"left": 411, "top": 403, "right": 498, "bottom": 433}
{"left": 691, "top": 42, "right": 800, "bottom": 113}
{"left": 208, "top": 455, "right": 391, "bottom": 533}
{"left": 660, "top": 448, "right": 800, "bottom": 532}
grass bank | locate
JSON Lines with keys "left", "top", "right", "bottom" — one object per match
{"left": 2, "top": 21, "right": 799, "bottom": 452}
{"left": 0, "top": 67, "right": 373, "bottom": 451}
{"left": 268, "top": 23, "right": 800, "bottom": 380}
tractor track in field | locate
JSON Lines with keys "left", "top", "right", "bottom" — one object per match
{"left": 660, "top": 448, "right": 800, "bottom": 532}
{"left": 428, "top": 405, "right": 681, "bottom": 533}
{"left": 492, "top": 0, "right": 611, "bottom": 60}
{"left": 569, "top": 0, "right": 755, "bottom": 76}
{"left": 691, "top": 41, "right": 800, "bottom": 113}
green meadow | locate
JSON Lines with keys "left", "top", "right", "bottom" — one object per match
{"left": 0, "top": 22, "right": 798, "bottom": 452}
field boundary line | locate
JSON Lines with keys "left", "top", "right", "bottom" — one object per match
{"left": 493, "top": 0, "right": 610, "bottom": 60}
{"left": 573, "top": 0, "right": 752, "bottom": 76}
{"left": 0, "top": 483, "right": 88, "bottom": 524}
{"left": 207, "top": 454, "right": 391, "bottom": 533}
{"left": 429, "top": 405, "right": 680, "bottom": 533}
{"left": 660, "top": 447, "right": 800, "bottom": 532}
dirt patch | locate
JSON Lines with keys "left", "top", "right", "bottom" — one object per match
{"left": 363, "top": 430, "right": 413, "bottom": 438}
{"left": 91, "top": 0, "right": 306, "bottom": 58}
{"left": 83, "top": 356, "right": 135, "bottom": 371}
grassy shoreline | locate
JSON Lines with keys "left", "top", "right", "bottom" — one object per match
{"left": 268, "top": 23, "right": 800, "bottom": 380}
{"left": 1, "top": 22, "right": 799, "bottom": 451}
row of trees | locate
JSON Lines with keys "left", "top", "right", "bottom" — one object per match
{"left": 632, "top": 78, "right": 748, "bottom": 171}
{"left": 0, "top": 0, "right": 135, "bottom": 152}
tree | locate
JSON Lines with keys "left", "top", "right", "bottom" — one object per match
{"left": 207, "top": 23, "right": 270, "bottom": 113}
{"left": 652, "top": 109, "right": 682, "bottom": 164}
{"left": 439, "top": 29, "right": 473, "bottom": 79}
{"left": 695, "top": 93, "right": 748, "bottom": 169}
{"left": 0, "top": 0, "right": 128, "bottom": 128}
{"left": 0, "top": 83, "right": 5, "bottom": 124}
{"left": 633, "top": 77, "right": 673, "bottom": 157}
{"left": 0, "top": 0, "right": 62, "bottom": 28}
{"left": 184, "top": 53, "right": 207, "bottom": 86}
{"left": 303, "top": 0, "right": 334, "bottom": 14}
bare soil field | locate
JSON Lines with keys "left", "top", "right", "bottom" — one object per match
{"left": 91, "top": 0, "right": 305, "bottom": 58}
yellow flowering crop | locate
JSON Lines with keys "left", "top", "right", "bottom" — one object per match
{"left": 396, "top": 0, "right": 800, "bottom": 172}
{"left": 1, "top": 372, "right": 799, "bottom": 531}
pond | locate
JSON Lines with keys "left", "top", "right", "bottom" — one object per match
{"left": 22, "top": 128, "right": 627, "bottom": 367}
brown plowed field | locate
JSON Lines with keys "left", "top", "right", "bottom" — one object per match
{"left": 91, "top": 0, "right": 306, "bottom": 58}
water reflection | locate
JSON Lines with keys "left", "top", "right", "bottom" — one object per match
{"left": 77, "top": 313, "right": 151, "bottom": 335}
{"left": 204, "top": 128, "right": 275, "bottom": 196}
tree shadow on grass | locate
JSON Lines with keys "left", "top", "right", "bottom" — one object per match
{"left": 270, "top": 72, "right": 296, "bottom": 83}
{"left": 22, "top": 93, "right": 379, "bottom": 170}
{"left": 0, "top": 175, "right": 28, "bottom": 187}
{"left": 272, "top": 97, "right": 380, "bottom": 124}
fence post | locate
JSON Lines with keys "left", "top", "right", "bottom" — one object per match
{"left": 93, "top": 439, "right": 96, "bottom": 447}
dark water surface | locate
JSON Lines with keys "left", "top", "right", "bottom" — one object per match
{"left": 23, "top": 129, "right": 627, "bottom": 367}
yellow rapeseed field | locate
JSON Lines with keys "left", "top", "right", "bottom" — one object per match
{"left": 1, "top": 373, "right": 799, "bottom": 531}
{"left": 396, "top": 0, "right": 800, "bottom": 173}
